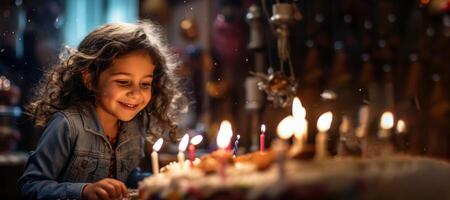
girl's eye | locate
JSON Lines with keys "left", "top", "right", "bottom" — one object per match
{"left": 141, "top": 83, "right": 152, "bottom": 89}
{"left": 115, "top": 80, "right": 130, "bottom": 86}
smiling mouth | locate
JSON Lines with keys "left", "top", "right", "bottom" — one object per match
{"left": 119, "top": 102, "right": 139, "bottom": 109}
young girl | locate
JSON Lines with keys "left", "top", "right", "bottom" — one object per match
{"left": 18, "top": 21, "right": 186, "bottom": 200}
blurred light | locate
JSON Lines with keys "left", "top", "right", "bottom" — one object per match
{"left": 277, "top": 116, "right": 295, "bottom": 139}
{"left": 178, "top": 134, "right": 189, "bottom": 151}
{"left": 153, "top": 138, "right": 163, "bottom": 151}
{"left": 380, "top": 112, "right": 394, "bottom": 130}
{"left": 190, "top": 135, "right": 203, "bottom": 145}
{"left": 396, "top": 120, "right": 406, "bottom": 134}
{"left": 317, "top": 112, "right": 333, "bottom": 132}
{"left": 217, "top": 121, "right": 233, "bottom": 148}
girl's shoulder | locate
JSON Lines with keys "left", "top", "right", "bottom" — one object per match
{"left": 48, "top": 103, "right": 91, "bottom": 130}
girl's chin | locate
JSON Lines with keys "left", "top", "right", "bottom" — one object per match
{"left": 118, "top": 114, "right": 138, "bottom": 122}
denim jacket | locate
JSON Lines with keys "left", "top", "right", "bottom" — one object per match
{"left": 18, "top": 103, "right": 144, "bottom": 199}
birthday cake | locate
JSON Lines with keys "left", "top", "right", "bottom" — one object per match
{"left": 138, "top": 150, "right": 450, "bottom": 200}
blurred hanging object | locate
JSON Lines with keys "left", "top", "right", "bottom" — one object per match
{"left": 270, "top": 3, "right": 299, "bottom": 63}
{"left": 253, "top": 2, "right": 301, "bottom": 108}
{"left": 180, "top": 17, "right": 199, "bottom": 41}
{"left": 212, "top": 0, "right": 246, "bottom": 65}
{"left": 141, "top": 0, "right": 171, "bottom": 24}
{"left": 246, "top": 4, "right": 264, "bottom": 51}
{"left": 209, "top": 0, "right": 246, "bottom": 98}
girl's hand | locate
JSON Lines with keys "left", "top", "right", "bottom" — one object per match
{"left": 82, "top": 178, "right": 129, "bottom": 200}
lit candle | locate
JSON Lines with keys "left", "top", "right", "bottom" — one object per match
{"left": 277, "top": 116, "right": 296, "bottom": 140}
{"left": 396, "top": 119, "right": 406, "bottom": 135}
{"left": 260, "top": 124, "right": 266, "bottom": 152}
{"left": 151, "top": 138, "right": 163, "bottom": 175}
{"left": 189, "top": 135, "right": 203, "bottom": 164}
{"left": 396, "top": 119, "right": 407, "bottom": 152}
{"left": 217, "top": 120, "right": 233, "bottom": 148}
{"left": 292, "top": 97, "right": 307, "bottom": 151}
{"left": 233, "top": 134, "right": 240, "bottom": 157}
{"left": 292, "top": 97, "right": 306, "bottom": 119}
{"left": 378, "top": 112, "right": 394, "bottom": 138}
{"left": 315, "top": 112, "right": 333, "bottom": 160}
{"left": 178, "top": 134, "right": 189, "bottom": 169}
{"left": 378, "top": 112, "right": 394, "bottom": 155}
{"left": 275, "top": 115, "right": 295, "bottom": 179}
{"left": 217, "top": 120, "right": 233, "bottom": 180}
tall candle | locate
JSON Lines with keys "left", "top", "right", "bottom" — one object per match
{"left": 293, "top": 119, "right": 307, "bottom": 152}
{"left": 315, "top": 112, "right": 333, "bottom": 160}
{"left": 276, "top": 116, "right": 295, "bottom": 179}
{"left": 178, "top": 134, "right": 189, "bottom": 169}
{"left": 378, "top": 112, "right": 394, "bottom": 155}
{"left": 217, "top": 120, "right": 233, "bottom": 180}
{"left": 151, "top": 138, "right": 163, "bottom": 175}
{"left": 292, "top": 97, "right": 307, "bottom": 152}
{"left": 396, "top": 119, "right": 406, "bottom": 135}
{"left": 396, "top": 119, "right": 407, "bottom": 152}
{"left": 378, "top": 112, "right": 394, "bottom": 139}
{"left": 260, "top": 124, "right": 266, "bottom": 152}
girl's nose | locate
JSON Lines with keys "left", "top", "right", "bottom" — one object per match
{"left": 126, "top": 86, "right": 142, "bottom": 99}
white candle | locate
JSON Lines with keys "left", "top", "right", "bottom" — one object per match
{"left": 396, "top": 119, "right": 406, "bottom": 135}
{"left": 315, "top": 112, "right": 333, "bottom": 160}
{"left": 378, "top": 112, "right": 394, "bottom": 138}
{"left": 217, "top": 120, "right": 233, "bottom": 181}
{"left": 151, "top": 138, "right": 163, "bottom": 175}
{"left": 275, "top": 116, "right": 295, "bottom": 179}
{"left": 178, "top": 134, "right": 189, "bottom": 169}
{"left": 217, "top": 120, "right": 233, "bottom": 149}
{"left": 277, "top": 116, "right": 295, "bottom": 140}
{"left": 292, "top": 97, "right": 307, "bottom": 151}
{"left": 378, "top": 111, "right": 395, "bottom": 155}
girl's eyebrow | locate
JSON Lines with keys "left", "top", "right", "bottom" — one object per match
{"left": 111, "top": 72, "right": 154, "bottom": 77}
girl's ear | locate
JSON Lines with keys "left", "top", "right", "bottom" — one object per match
{"left": 81, "top": 69, "right": 93, "bottom": 90}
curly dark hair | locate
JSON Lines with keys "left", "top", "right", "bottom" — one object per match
{"left": 26, "top": 21, "right": 187, "bottom": 141}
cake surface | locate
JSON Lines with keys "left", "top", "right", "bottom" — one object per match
{"left": 139, "top": 154, "right": 450, "bottom": 200}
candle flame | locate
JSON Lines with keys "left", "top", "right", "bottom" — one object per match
{"left": 190, "top": 135, "right": 203, "bottom": 145}
{"left": 317, "top": 112, "right": 333, "bottom": 132}
{"left": 380, "top": 112, "right": 394, "bottom": 130}
{"left": 396, "top": 119, "right": 406, "bottom": 133}
{"left": 153, "top": 138, "right": 163, "bottom": 152}
{"left": 217, "top": 120, "right": 233, "bottom": 149}
{"left": 292, "top": 97, "right": 306, "bottom": 119}
{"left": 277, "top": 115, "right": 295, "bottom": 139}
{"left": 261, "top": 124, "right": 266, "bottom": 132}
{"left": 178, "top": 134, "right": 189, "bottom": 151}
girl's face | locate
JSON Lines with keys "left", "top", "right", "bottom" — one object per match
{"left": 94, "top": 50, "right": 155, "bottom": 122}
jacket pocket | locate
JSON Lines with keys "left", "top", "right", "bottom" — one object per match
{"left": 69, "top": 153, "right": 99, "bottom": 182}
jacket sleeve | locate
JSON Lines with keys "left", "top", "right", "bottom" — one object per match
{"left": 18, "top": 113, "right": 87, "bottom": 200}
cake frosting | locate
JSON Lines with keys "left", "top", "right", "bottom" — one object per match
{"left": 139, "top": 152, "right": 450, "bottom": 200}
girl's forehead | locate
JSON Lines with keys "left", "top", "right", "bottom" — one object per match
{"left": 106, "top": 51, "right": 155, "bottom": 76}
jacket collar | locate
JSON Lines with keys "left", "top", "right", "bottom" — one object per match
{"left": 78, "top": 102, "right": 141, "bottom": 141}
{"left": 79, "top": 102, "right": 104, "bottom": 135}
